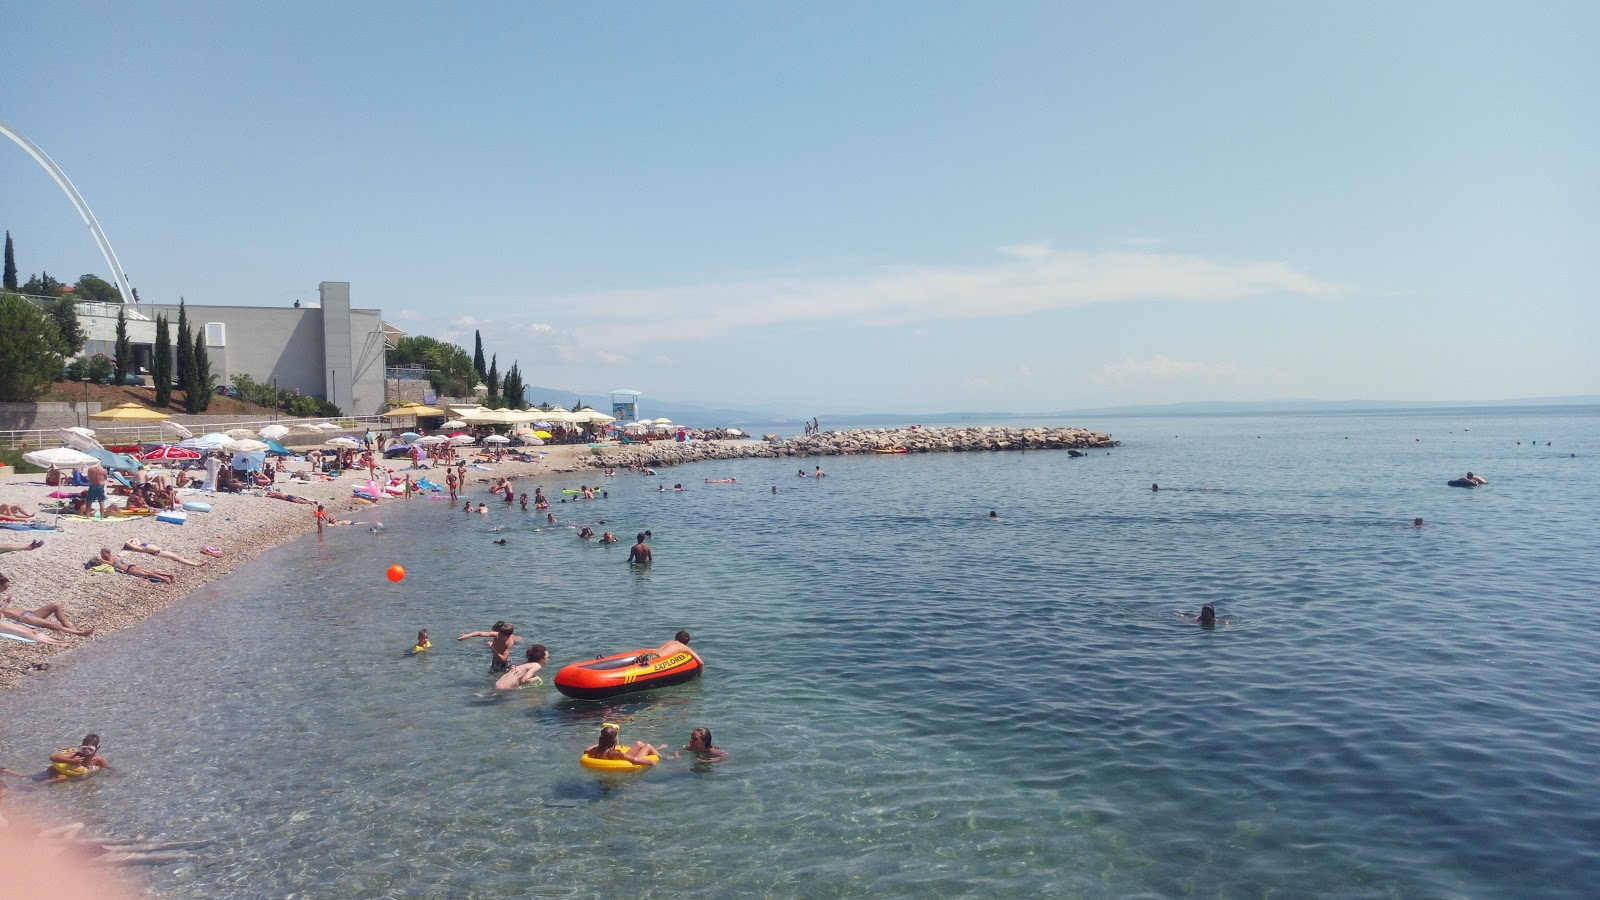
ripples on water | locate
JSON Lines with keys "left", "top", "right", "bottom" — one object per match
{"left": 1, "top": 407, "right": 1597, "bottom": 897}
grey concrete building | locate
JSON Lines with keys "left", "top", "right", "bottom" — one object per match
{"left": 75, "top": 281, "right": 390, "bottom": 415}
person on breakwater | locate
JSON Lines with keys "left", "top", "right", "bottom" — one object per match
{"left": 459, "top": 622, "right": 520, "bottom": 673}
{"left": 628, "top": 532, "right": 652, "bottom": 564}
{"left": 494, "top": 643, "right": 549, "bottom": 690}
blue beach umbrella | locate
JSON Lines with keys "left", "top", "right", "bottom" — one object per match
{"left": 81, "top": 446, "right": 142, "bottom": 472}
{"left": 262, "top": 439, "right": 293, "bottom": 456}
{"left": 400, "top": 432, "right": 422, "bottom": 442}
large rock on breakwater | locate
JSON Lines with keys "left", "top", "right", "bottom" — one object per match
{"left": 581, "top": 426, "right": 1118, "bottom": 470}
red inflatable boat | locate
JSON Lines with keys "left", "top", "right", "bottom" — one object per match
{"left": 554, "top": 648, "right": 703, "bottom": 700}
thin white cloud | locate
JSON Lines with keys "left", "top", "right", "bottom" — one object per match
{"left": 391, "top": 308, "right": 428, "bottom": 322}
{"left": 1095, "top": 355, "right": 1244, "bottom": 382}
{"left": 522, "top": 246, "right": 1345, "bottom": 353}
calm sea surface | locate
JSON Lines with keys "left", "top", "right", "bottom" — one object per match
{"left": 2, "top": 407, "right": 1597, "bottom": 898}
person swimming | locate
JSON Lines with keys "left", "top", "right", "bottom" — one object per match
{"left": 413, "top": 630, "right": 431, "bottom": 653}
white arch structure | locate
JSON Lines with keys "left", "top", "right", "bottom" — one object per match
{"left": 0, "top": 117, "right": 139, "bottom": 305}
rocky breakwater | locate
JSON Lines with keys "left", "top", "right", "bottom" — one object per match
{"left": 777, "top": 426, "right": 1118, "bottom": 456}
{"left": 583, "top": 426, "right": 1118, "bottom": 470}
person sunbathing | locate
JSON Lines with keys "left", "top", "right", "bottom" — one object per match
{"left": 0, "top": 504, "right": 35, "bottom": 520}
{"left": 122, "top": 539, "right": 204, "bottom": 567}
{"left": 264, "top": 489, "right": 315, "bottom": 505}
{"left": 0, "top": 573, "right": 92, "bottom": 636}
{"left": 96, "top": 548, "right": 176, "bottom": 584}
{"left": 0, "top": 539, "right": 44, "bottom": 553}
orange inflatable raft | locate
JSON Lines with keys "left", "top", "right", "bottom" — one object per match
{"left": 554, "top": 648, "right": 703, "bottom": 700}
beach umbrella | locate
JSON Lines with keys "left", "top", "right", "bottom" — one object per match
{"left": 293, "top": 422, "right": 326, "bottom": 434}
{"left": 230, "top": 452, "right": 266, "bottom": 472}
{"left": 82, "top": 447, "right": 142, "bottom": 472}
{"left": 59, "top": 427, "right": 104, "bottom": 451}
{"left": 533, "top": 430, "right": 553, "bottom": 439}
{"left": 652, "top": 417, "right": 673, "bottom": 425}
{"left": 416, "top": 435, "right": 448, "bottom": 445}
{"left": 382, "top": 403, "right": 445, "bottom": 418}
{"left": 161, "top": 420, "right": 193, "bottom": 440}
{"left": 143, "top": 445, "right": 201, "bottom": 461}
{"left": 316, "top": 422, "right": 343, "bottom": 432}
{"left": 400, "top": 431, "right": 421, "bottom": 442}
{"left": 22, "top": 447, "right": 101, "bottom": 469}
{"left": 225, "top": 428, "right": 256, "bottom": 439}
{"left": 519, "top": 436, "right": 545, "bottom": 446}
{"left": 448, "top": 435, "right": 476, "bottom": 446}
{"left": 484, "top": 434, "right": 511, "bottom": 444}
{"left": 262, "top": 439, "right": 293, "bottom": 456}
{"left": 178, "top": 433, "right": 231, "bottom": 450}
{"left": 257, "top": 424, "right": 290, "bottom": 440}
{"left": 223, "top": 438, "right": 271, "bottom": 454}
{"left": 88, "top": 402, "right": 171, "bottom": 422}
{"left": 441, "top": 419, "right": 467, "bottom": 429}
{"left": 326, "top": 436, "right": 362, "bottom": 449}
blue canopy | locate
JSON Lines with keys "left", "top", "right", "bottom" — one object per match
{"left": 263, "top": 439, "right": 293, "bottom": 456}
{"left": 81, "top": 446, "right": 142, "bottom": 472}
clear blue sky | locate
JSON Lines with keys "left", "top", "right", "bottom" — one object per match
{"left": 5, "top": 2, "right": 1596, "bottom": 414}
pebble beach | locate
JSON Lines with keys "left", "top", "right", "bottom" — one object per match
{"left": 0, "top": 444, "right": 602, "bottom": 689}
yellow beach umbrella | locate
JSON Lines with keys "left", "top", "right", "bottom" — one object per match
{"left": 88, "top": 402, "right": 171, "bottom": 422}
{"left": 382, "top": 403, "right": 446, "bottom": 418}
{"left": 534, "top": 430, "right": 553, "bottom": 439}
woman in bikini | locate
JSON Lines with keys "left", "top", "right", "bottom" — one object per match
{"left": 0, "top": 573, "right": 92, "bottom": 636}
{"left": 122, "top": 539, "right": 205, "bottom": 567}
{"left": 97, "top": 548, "right": 176, "bottom": 584}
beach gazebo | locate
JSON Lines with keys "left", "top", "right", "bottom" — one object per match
{"left": 89, "top": 402, "right": 171, "bottom": 422}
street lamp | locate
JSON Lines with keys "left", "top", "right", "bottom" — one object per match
{"left": 271, "top": 377, "right": 278, "bottom": 420}
{"left": 80, "top": 371, "right": 90, "bottom": 427}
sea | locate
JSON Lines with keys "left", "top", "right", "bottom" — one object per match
{"left": 1, "top": 405, "right": 1596, "bottom": 899}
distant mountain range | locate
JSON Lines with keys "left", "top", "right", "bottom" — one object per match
{"left": 522, "top": 386, "right": 1600, "bottom": 427}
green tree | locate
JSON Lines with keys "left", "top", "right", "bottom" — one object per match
{"left": 485, "top": 355, "right": 500, "bottom": 407}
{"left": 113, "top": 305, "right": 132, "bottom": 384}
{"left": 66, "top": 353, "right": 115, "bottom": 385}
{"left": 389, "top": 334, "right": 477, "bottom": 397}
{"left": 0, "top": 292, "right": 65, "bottom": 401}
{"left": 192, "top": 329, "right": 214, "bottom": 409}
{"left": 473, "top": 330, "right": 487, "bottom": 382}
{"left": 152, "top": 313, "right": 172, "bottom": 407}
{"left": 3, "top": 232, "right": 16, "bottom": 291}
{"left": 20, "top": 272, "right": 65, "bottom": 297}
{"left": 175, "top": 300, "right": 190, "bottom": 386}
{"left": 73, "top": 274, "right": 122, "bottom": 304}
{"left": 501, "top": 362, "right": 525, "bottom": 410}
{"left": 48, "top": 296, "right": 85, "bottom": 356}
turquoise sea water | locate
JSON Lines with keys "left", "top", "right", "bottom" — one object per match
{"left": 2, "top": 407, "right": 1597, "bottom": 898}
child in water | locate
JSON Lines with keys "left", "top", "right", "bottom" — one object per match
{"left": 671, "top": 726, "right": 728, "bottom": 762}
{"left": 413, "top": 629, "right": 431, "bottom": 653}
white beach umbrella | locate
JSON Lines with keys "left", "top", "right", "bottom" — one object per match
{"left": 178, "top": 433, "right": 232, "bottom": 450}
{"left": 257, "top": 424, "right": 290, "bottom": 440}
{"left": 326, "top": 436, "right": 362, "bottom": 449}
{"left": 441, "top": 419, "right": 467, "bottom": 429}
{"left": 416, "top": 434, "right": 448, "bottom": 445}
{"left": 448, "top": 434, "right": 476, "bottom": 446}
{"left": 316, "top": 422, "right": 343, "bottom": 432}
{"left": 225, "top": 428, "right": 256, "bottom": 439}
{"left": 161, "top": 420, "right": 194, "bottom": 440}
{"left": 59, "top": 427, "right": 104, "bottom": 451}
{"left": 223, "top": 438, "right": 271, "bottom": 454}
{"left": 293, "top": 422, "right": 325, "bottom": 434}
{"left": 23, "top": 447, "right": 101, "bottom": 469}
{"left": 484, "top": 434, "right": 511, "bottom": 444}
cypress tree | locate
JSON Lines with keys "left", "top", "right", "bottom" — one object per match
{"left": 176, "top": 299, "right": 190, "bottom": 386}
{"left": 485, "top": 355, "right": 500, "bottom": 406}
{"left": 3, "top": 231, "right": 16, "bottom": 291}
{"left": 191, "top": 329, "right": 213, "bottom": 412}
{"left": 473, "top": 330, "right": 486, "bottom": 382}
{"left": 152, "top": 314, "right": 172, "bottom": 407}
{"left": 113, "top": 305, "right": 131, "bottom": 384}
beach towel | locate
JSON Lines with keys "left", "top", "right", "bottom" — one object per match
{"left": 1, "top": 522, "right": 59, "bottom": 531}
{"left": 84, "top": 563, "right": 116, "bottom": 573}
{"left": 0, "top": 631, "right": 37, "bottom": 643}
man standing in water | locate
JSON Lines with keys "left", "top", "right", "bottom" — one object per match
{"left": 628, "top": 532, "right": 652, "bottom": 565}
{"left": 459, "top": 622, "right": 520, "bottom": 673}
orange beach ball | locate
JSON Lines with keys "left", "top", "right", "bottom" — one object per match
{"left": 386, "top": 565, "right": 406, "bottom": 583}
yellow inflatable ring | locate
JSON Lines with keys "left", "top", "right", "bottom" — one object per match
{"left": 580, "top": 751, "right": 660, "bottom": 772}
{"left": 51, "top": 761, "right": 91, "bottom": 777}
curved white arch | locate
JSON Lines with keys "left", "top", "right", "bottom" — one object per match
{"left": 0, "top": 117, "right": 139, "bottom": 305}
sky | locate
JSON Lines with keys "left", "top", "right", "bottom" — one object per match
{"left": 3, "top": 2, "right": 1596, "bottom": 415}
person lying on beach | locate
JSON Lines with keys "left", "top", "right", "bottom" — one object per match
{"left": 43, "top": 735, "right": 111, "bottom": 782}
{"left": 459, "top": 622, "right": 520, "bottom": 673}
{"left": 0, "top": 617, "right": 67, "bottom": 644}
{"left": 122, "top": 539, "right": 204, "bottom": 568}
{"left": 0, "top": 504, "right": 36, "bottom": 520}
{"left": 96, "top": 548, "right": 176, "bottom": 584}
{"left": 585, "top": 723, "right": 661, "bottom": 767}
{"left": 669, "top": 727, "right": 728, "bottom": 762}
{"left": 0, "top": 539, "right": 44, "bottom": 553}
{"left": 494, "top": 643, "right": 549, "bottom": 690}
{"left": 264, "top": 490, "right": 315, "bottom": 505}
{"left": 1, "top": 574, "right": 94, "bottom": 636}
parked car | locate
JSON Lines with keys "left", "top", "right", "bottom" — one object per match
{"left": 215, "top": 385, "right": 238, "bottom": 397}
